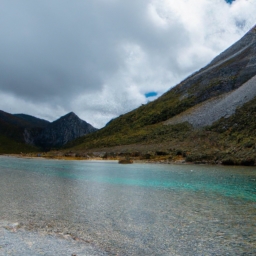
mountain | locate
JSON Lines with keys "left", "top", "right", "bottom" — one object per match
{"left": 33, "top": 112, "right": 97, "bottom": 149}
{"left": 0, "top": 110, "right": 46, "bottom": 142}
{"left": 0, "top": 110, "right": 36, "bottom": 129}
{"left": 0, "top": 110, "right": 45, "bottom": 153}
{"left": 165, "top": 25, "right": 256, "bottom": 127}
{"left": 0, "top": 111, "right": 97, "bottom": 152}
{"left": 14, "top": 114, "right": 50, "bottom": 128}
{"left": 66, "top": 25, "right": 256, "bottom": 165}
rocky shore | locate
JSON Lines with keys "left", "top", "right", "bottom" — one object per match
{"left": 0, "top": 221, "right": 106, "bottom": 256}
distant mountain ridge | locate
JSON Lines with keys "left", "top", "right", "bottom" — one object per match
{"left": 0, "top": 110, "right": 36, "bottom": 128}
{"left": 0, "top": 110, "right": 97, "bottom": 151}
{"left": 14, "top": 114, "right": 50, "bottom": 128}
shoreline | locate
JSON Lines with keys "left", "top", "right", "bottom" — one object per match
{"left": 2, "top": 153, "right": 255, "bottom": 167}
{"left": 1, "top": 153, "right": 204, "bottom": 165}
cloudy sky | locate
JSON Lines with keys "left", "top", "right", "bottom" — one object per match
{"left": 0, "top": 0, "right": 256, "bottom": 128}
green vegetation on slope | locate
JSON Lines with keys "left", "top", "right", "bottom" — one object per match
{"left": 0, "top": 120, "right": 25, "bottom": 143}
{"left": 0, "top": 112, "right": 41, "bottom": 153}
{"left": 206, "top": 96, "right": 256, "bottom": 165}
{"left": 67, "top": 121, "right": 192, "bottom": 150}
{"left": 65, "top": 95, "right": 256, "bottom": 166}
{"left": 0, "top": 135, "right": 38, "bottom": 154}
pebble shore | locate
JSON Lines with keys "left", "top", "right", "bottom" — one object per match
{"left": 0, "top": 221, "right": 106, "bottom": 256}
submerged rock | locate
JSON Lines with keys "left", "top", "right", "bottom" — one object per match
{"left": 118, "top": 159, "right": 133, "bottom": 164}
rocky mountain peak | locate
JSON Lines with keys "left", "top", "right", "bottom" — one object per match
{"left": 62, "top": 111, "right": 77, "bottom": 118}
{"left": 32, "top": 112, "right": 97, "bottom": 149}
{"left": 54, "top": 112, "right": 78, "bottom": 122}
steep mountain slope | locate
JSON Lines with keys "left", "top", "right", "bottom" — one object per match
{"left": 102, "top": 25, "right": 256, "bottom": 129}
{"left": 0, "top": 110, "right": 39, "bottom": 142}
{"left": 66, "top": 25, "right": 256, "bottom": 163}
{"left": 34, "top": 112, "right": 97, "bottom": 149}
{"left": 0, "top": 110, "right": 42, "bottom": 153}
{"left": 0, "top": 134, "right": 38, "bottom": 154}
{"left": 14, "top": 114, "right": 50, "bottom": 128}
{"left": 165, "top": 74, "right": 256, "bottom": 127}
{"left": 0, "top": 110, "right": 35, "bottom": 129}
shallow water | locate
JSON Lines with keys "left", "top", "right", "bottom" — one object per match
{"left": 0, "top": 156, "right": 256, "bottom": 255}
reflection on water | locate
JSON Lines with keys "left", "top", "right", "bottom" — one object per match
{"left": 0, "top": 156, "right": 256, "bottom": 255}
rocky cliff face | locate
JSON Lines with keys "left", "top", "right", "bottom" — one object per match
{"left": 165, "top": 74, "right": 256, "bottom": 127}
{"left": 34, "top": 112, "right": 97, "bottom": 149}
{"left": 164, "top": 25, "right": 256, "bottom": 127}
{"left": 174, "top": 25, "right": 256, "bottom": 102}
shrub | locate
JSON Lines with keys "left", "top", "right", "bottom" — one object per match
{"left": 241, "top": 158, "right": 255, "bottom": 166}
{"left": 222, "top": 158, "right": 236, "bottom": 165}
{"left": 156, "top": 151, "right": 168, "bottom": 156}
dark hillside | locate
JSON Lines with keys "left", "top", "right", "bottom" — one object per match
{"left": 14, "top": 114, "right": 50, "bottom": 128}
{"left": 0, "top": 110, "right": 33, "bottom": 128}
{"left": 0, "top": 110, "right": 31, "bottom": 142}
{"left": 0, "top": 134, "right": 38, "bottom": 154}
{"left": 0, "top": 110, "right": 41, "bottom": 152}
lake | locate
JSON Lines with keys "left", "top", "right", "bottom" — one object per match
{"left": 0, "top": 156, "right": 255, "bottom": 255}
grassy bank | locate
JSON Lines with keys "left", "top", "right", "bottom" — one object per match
{"left": 58, "top": 95, "right": 256, "bottom": 166}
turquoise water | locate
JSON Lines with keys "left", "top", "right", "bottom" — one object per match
{"left": 0, "top": 156, "right": 256, "bottom": 255}
{"left": 1, "top": 156, "right": 255, "bottom": 201}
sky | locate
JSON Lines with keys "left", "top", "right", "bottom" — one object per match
{"left": 0, "top": 0, "right": 256, "bottom": 128}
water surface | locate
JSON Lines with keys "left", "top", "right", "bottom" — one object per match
{"left": 0, "top": 156, "right": 255, "bottom": 255}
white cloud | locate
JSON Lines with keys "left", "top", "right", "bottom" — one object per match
{"left": 0, "top": 92, "right": 66, "bottom": 121}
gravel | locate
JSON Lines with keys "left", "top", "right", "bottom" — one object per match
{"left": 0, "top": 221, "right": 107, "bottom": 256}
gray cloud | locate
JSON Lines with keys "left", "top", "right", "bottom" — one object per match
{"left": 0, "top": 1, "right": 123, "bottom": 101}
{"left": 0, "top": 0, "right": 187, "bottom": 101}
{"left": 0, "top": 0, "right": 256, "bottom": 127}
